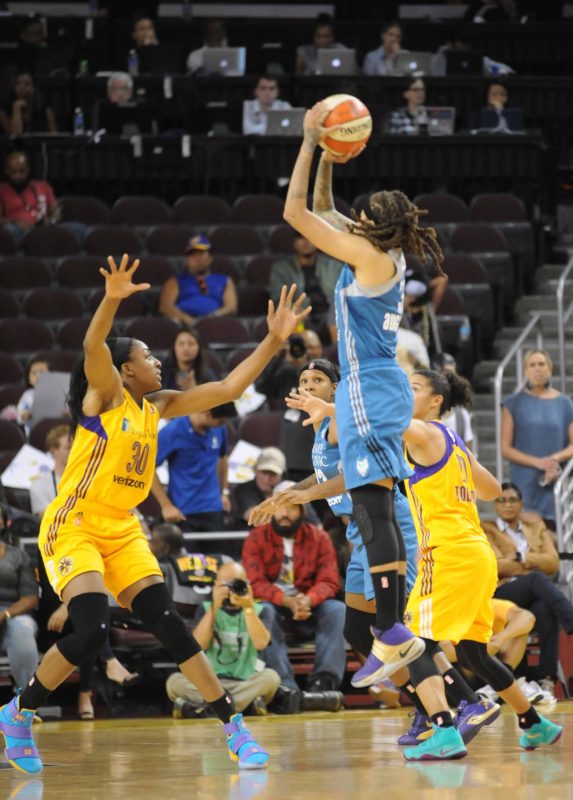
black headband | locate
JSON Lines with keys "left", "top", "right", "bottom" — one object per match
{"left": 298, "top": 359, "right": 340, "bottom": 385}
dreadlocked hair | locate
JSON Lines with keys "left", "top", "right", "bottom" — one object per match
{"left": 350, "top": 190, "right": 445, "bottom": 275}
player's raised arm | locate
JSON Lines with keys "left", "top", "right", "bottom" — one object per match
{"left": 83, "top": 254, "right": 150, "bottom": 404}
{"left": 150, "top": 285, "right": 310, "bottom": 419}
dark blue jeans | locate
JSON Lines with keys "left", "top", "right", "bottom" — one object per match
{"left": 260, "top": 599, "right": 346, "bottom": 690}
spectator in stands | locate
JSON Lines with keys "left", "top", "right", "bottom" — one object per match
{"left": 0, "top": 72, "right": 57, "bottom": 136}
{"left": 501, "top": 349, "right": 573, "bottom": 526}
{"left": 106, "top": 72, "right": 134, "bottom": 105}
{"left": 482, "top": 481, "right": 573, "bottom": 702}
{"left": 186, "top": 19, "right": 228, "bottom": 74}
{"left": 385, "top": 76, "right": 429, "bottom": 135}
{"left": 16, "top": 357, "right": 49, "bottom": 436}
{"left": 269, "top": 236, "right": 342, "bottom": 328}
{"left": 166, "top": 560, "right": 280, "bottom": 718}
{"left": 159, "top": 235, "right": 238, "bottom": 326}
{"left": 242, "top": 75, "right": 292, "bottom": 136}
{"left": 233, "top": 447, "right": 286, "bottom": 526}
{"left": 151, "top": 402, "right": 237, "bottom": 537}
{"left": 149, "top": 522, "right": 230, "bottom": 616}
{"left": 162, "top": 326, "right": 217, "bottom": 391}
{"left": 132, "top": 15, "right": 159, "bottom": 48}
{"left": 464, "top": 0, "right": 517, "bottom": 22}
{"left": 435, "top": 353, "right": 474, "bottom": 450}
{"left": 0, "top": 152, "right": 60, "bottom": 242}
{"left": 30, "top": 424, "right": 71, "bottom": 517}
{"left": 295, "top": 17, "right": 348, "bottom": 75}
{"left": 396, "top": 316, "right": 430, "bottom": 377}
{"left": 0, "top": 505, "right": 39, "bottom": 693}
{"left": 363, "top": 20, "right": 405, "bottom": 76}
{"left": 431, "top": 32, "right": 514, "bottom": 77}
{"left": 301, "top": 329, "right": 323, "bottom": 361}
{"left": 14, "top": 18, "right": 48, "bottom": 76}
{"left": 243, "top": 484, "right": 346, "bottom": 692}
{"left": 477, "top": 81, "right": 523, "bottom": 132}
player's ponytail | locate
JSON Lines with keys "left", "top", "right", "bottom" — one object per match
{"left": 414, "top": 368, "right": 473, "bottom": 415}
{"left": 67, "top": 337, "right": 135, "bottom": 439}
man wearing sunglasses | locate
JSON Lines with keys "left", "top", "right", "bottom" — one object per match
{"left": 482, "top": 481, "right": 573, "bottom": 702}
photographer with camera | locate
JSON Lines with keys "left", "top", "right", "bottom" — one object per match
{"left": 165, "top": 561, "right": 280, "bottom": 718}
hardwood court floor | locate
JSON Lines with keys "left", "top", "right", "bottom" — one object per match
{"left": 1, "top": 702, "right": 572, "bottom": 800}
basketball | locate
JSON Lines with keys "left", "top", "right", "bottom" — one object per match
{"left": 319, "top": 94, "right": 372, "bottom": 157}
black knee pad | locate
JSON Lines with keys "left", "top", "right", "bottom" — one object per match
{"left": 407, "top": 646, "right": 441, "bottom": 687}
{"left": 351, "top": 485, "right": 394, "bottom": 546}
{"left": 457, "top": 640, "right": 514, "bottom": 693}
{"left": 131, "top": 582, "right": 201, "bottom": 665}
{"left": 57, "top": 593, "right": 110, "bottom": 665}
{"left": 344, "top": 606, "right": 375, "bottom": 657}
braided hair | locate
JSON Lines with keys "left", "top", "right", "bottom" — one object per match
{"left": 350, "top": 190, "right": 445, "bottom": 275}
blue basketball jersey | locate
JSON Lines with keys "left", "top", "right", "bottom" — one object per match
{"left": 312, "top": 418, "right": 353, "bottom": 518}
{"left": 334, "top": 249, "right": 406, "bottom": 374}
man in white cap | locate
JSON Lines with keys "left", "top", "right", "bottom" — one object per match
{"left": 233, "top": 447, "right": 286, "bottom": 525}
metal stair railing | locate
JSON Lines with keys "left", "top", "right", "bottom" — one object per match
{"left": 556, "top": 253, "right": 573, "bottom": 393}
{"left": 555, "top": 439, "right": 573, "bottom": 586}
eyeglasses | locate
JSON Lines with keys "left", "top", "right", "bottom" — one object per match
{"left": 495, "top": 497, "right": 520, "bottom": 505}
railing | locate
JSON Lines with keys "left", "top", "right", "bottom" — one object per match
{"left": 556, "top": 253, "right": 573, "bottom": 394}
{"left": 494, "top": 314, "right": 543, "bottom": 482}
{"left": 555, "top": 458, "right": 573, "bottom": 585}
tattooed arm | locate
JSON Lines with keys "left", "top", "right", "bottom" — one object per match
{"left": 312, "top": 154, "right": 354, "bottom": 232}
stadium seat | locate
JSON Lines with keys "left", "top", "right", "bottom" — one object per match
{"left": 146, "top": 225, "right": 194, "bottom": 256}
{"left": 85, "top": 226, "right": 141, "bottom": 256}
{"left": 469, "top": 193, "right": 527, "bottom": 223}
{"left": 57, "top": 256, "right": 105, "bottom": 289}
{"left": 254, "top": 317, "right": 269, "bottom": 342}
{"left": 227, "top": 347, "right": 256, "bottom": 372}
{"left": 0, "top": 290, "right": 19, "bottom": 318}
{"left": 237, "top": 286, "right": 270, "bottom": 316}
{"left": 33, "top": 350, "right": 77, "bottom": 372}
{"left": 89, "top": 289, "right": 148, "bottom": 318}
{"left": 0, "top": 383, "right": 25, "bottom": 412}
{"left": 238, "top": 411, "right": 281, "bottom": 448}
{"left": 0, "top": 354, "right": 24, "bottom": 384}
{"left": 245, "top": 255, "right": 275, "bottom": 287}
{"left": 172, "top": 195, "right": 232, "bottom": 225}
{"left": 24, "top": 288, "right": 84, "bottom": 320}
{"left": 29, "top": 418, "right": 69, "bottom": 452}
{"left": 195, "top": 317, "right": 250, "bottom": 346}
{"left": 57, "top": 319, "right": 116, "bottom": 350}
{"left": 442, "top": 253, "right": 497, "bottom": 344}
{"left": 135, "top": 256, "right": 176, "bottom": 289}
{"left": 204, "top": 350, "right": 223, "bottom": 378}
{"left": 125, "top": 317, "right": 181, "bottom": 350}
{"left": 0, "top": 420, "right": 25, "bottom": 450}
{"left": 22, "top": 226, "right": 80, "bottom": 257}
{"left": 414, "top": 193, "right": 470, "bottom": 223}
{"left": 210, "top": 225, "right": 264, "bottom": 256}
{"left": 0, "top": 257, "right": 51, "bottom": 289}
{"left": 211, "top": 256, "right": 240, "bottom": 282}
{"left": 232, "top": 194, "right": 285, "bottom": 225}
{"left": 59, "top": 196, "right": 110, "bottom": 225}
{"left": 111, "top": 196, "right": 172, "bottom": 226}
{"left": 269, "top": 225, "right": 298, "bottom": 254}
{"left": 0, "top": 319, "right": 54, "bottom": 353}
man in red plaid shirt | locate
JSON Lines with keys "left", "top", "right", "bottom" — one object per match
{"left": 242, "top": 482, "right": 346, "bottom": 693}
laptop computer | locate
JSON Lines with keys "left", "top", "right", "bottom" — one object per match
{"left": 202, "top": 47, "right": 246, "bottom": 77}
{"left": 425, "top": 107, "right": 456, "bottom": 136}
{"left": 479, "top": 108, "right": 523, "bottom": 132}
{"left": 394, "top": 51, "right": 434, "bottom": 75}
{"left": 266, "top": 108, "right": 306, "bottom": 136}
{"left": 446, "top": 50, "right": 484, "bottom": 76}
{"left": 315, "top": 48, "right": 356, "bottom": 75}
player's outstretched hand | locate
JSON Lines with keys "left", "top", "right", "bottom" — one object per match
{"left": 248, "top": 495, "right": 283, "bottom": 527}
{"left": 285, "top": 388, "right": 333, "bottom": 426}
{"left": 321, "top": 144, "right": 367, "bottom": 164}
{"left": 100, "top": 253, "right": 150, "bottom": 300}
{"left": 267, "top": 284, "right": 311, "bottom": 342}
{"left": 303, "top": 101, "right": 341, "bottom": 148}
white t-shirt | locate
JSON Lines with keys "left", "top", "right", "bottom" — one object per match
{"left": 30, "top": 469, "right": 60, "bottom": 517}
{"left": 242, "top": 98, "right": 292, "bottom": 135}
{"left": 496, "top": 517, "right": 529, "bottom": 560}
{"left": 396, "top": 328, "right": 430, "bottom": 376}
{"left": 274, "top": 536, "right": 295, "bottom": 595}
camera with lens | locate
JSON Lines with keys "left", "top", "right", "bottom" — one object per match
{"left": 288, "top": 334, "right": 307, "bottom": 360}
{"left": 224, "top": 578, "right": 249, "bottom": 596}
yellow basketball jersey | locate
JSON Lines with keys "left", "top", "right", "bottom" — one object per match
{"left": 405, "top": 420, "right": 488, "bottom": 552}
{"left": 55, "top": 389, "right": 159, "bottom": 513}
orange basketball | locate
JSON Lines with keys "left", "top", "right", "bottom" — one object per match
{"left": 319, "top": 94, "right": 372, "bottom": 157}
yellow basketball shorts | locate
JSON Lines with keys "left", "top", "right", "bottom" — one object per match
{"left": 38, "top": 497, "right": 163, "bottom": 602}
{"left": 405, "top": 542, "right": 498, "bottom": 644}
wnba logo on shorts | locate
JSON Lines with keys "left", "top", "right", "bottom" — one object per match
{"left": 58, "top": 557, "right": 73, "bottom": 576}
{"left": 356, "top": 456, "right": 369, "bottom": 478}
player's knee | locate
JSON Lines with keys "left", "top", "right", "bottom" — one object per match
{"left": 131, "top": 583, "right": 202, "bottom": 664}
{"left": 59, "top": 593, "right": 110, "bottom": 663}
{"left": 458, "top": 639, "right": 513, "bottom": 693}
{"left": 351, "top": 485, "right": 393, "bottom": 545}
{"left": 407, "top": 650, "right": 440, "bottom": 687}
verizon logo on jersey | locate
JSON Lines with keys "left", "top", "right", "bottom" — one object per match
{"left": 113, "top": 474, "right": 146, "bottom": 490}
